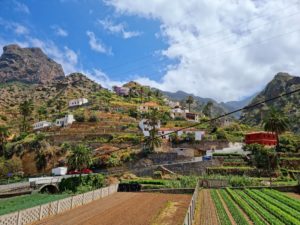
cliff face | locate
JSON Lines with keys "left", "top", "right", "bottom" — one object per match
{"left": 240, "top": 72, "right": 300, "bottom": 132}
{"left": 0, "top": 44, "right": 65, "bottom": 84}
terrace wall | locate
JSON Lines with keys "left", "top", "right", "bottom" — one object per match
{"left": 0, "top": 184, "right": 119, "bottom": 225}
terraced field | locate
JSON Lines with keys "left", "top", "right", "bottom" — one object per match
{"left": 199, "top": 189, "right": 300, "bottom": 225}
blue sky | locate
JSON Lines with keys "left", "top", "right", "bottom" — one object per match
{"left": 1, "top": 0, "right": 300, "bottom": 102}
{"left": 0, "top": 0, "right": 172, "bottom": 84}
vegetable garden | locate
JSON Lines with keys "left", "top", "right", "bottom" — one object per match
{"left": 208, "top": 188, "right": 300, "bottom": 225}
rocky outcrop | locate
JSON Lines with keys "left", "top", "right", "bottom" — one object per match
{"left": 240, "top": 72, "right": 300, "bottom": 132}
{"left": 0, "top": 44, "right": 65, "bottom": 84}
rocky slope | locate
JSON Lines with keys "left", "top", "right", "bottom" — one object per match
{"left": 240, "top": 72, "right": 300, "bottom": 132}
{"left": 0, "top": 44, "right": 65, "bottom": 84}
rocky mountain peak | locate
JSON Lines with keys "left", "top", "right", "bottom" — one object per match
{"left": 0, "top": 44, "right": 65, "bottom": 84}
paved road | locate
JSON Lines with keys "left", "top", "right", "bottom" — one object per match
{"left": 33, "top": 192, "right": 191, "bottom": 225}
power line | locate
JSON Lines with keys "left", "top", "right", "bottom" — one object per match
{"left": 99, "top": 87, "right": 300, "bottom": 155}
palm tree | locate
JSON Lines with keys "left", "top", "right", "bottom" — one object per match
{"left": 186, "top": 96, "right": 194, "bottom": 112}
{"left": 203, "top": 101, "right": 213, "bottom": 118}
{"left": 0, "top": 126, "right": 10, "bottom": 156}
{"left": 263, "top": 107, "right": 289, "bottom": 151}
{"left": 19, "top": 99, "right": 34, "bottom": 132}
{"left": 144, "top": 129, "right": 162, "bottom": 153}
{"left": 67, "top": 145, "right": 92, "bottom": 174}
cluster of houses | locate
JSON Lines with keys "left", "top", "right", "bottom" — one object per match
{"left": 33, "top": 98, "right": 88, "bottom": 131}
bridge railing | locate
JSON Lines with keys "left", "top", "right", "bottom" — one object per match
{"left": 0, "top": 184, "right": 119, "bottom": 225}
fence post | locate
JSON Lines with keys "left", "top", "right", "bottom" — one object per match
{"left": 39, "top": 205, "right": 43, "bottom": 220}
{"left": 56, "top": 201, "right": 60, "bottom": 214}
{"left": 71, "top": 196, "right": 74, "bottom": 208}
{"left": 17, "top": 211, "right": 21, "bottom": 225}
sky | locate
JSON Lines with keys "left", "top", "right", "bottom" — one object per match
{"left": 0, "top": 0, "right": 300, "bottom": 102}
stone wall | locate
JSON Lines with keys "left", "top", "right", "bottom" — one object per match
{"left": 175, "top": 140, "right": 229, "bottom": 151}
{"left": 132, "top": 160, "right": 221, "bottom": 177}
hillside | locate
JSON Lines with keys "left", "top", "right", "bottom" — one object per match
{"left": 0, "top": 44, "right": 64, "bottom": 84}
{"left": 240, "top": 72, "right": 300, "bottom": 132}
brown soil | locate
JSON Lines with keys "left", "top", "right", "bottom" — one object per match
{"left": 196, "top": 189, "right": 219, "bottom": 225}
{"left": 32, "top": 192, "right": 190, "bottom": 225}
{"left": 286, "top": 192, "right": 300, "bottom": 200}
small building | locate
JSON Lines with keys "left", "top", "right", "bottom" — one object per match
{"left": 139, "top": 119, "right": 161, "bottom": 136}
{"left": 113, "top": 86, "right": 130, "bottom": 96}
{"left": 33, "top": 121, "right": 52, "bottom": 130}
{"left": 185, "top": 112, "right": 199, "bottom": 122}
{"left": 170, "top": 106, "right": 189, "bottom": 119}
{"left": 158, "top": 128, "right": 205, "bottom": 141}
{"left": 55, "top": 114, "right": 75, "bottom": 127}
{"left": 138, "top": 101, "right": 160, "bottom": 113}
{"left": 244, "top": 132, "right": 277, "bottom": 146}
{"left": 68, "top": 98, "right": 88, "bottom": 107}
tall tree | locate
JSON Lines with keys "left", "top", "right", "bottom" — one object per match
{"left": 37, "top": 106, "right": 47, "bottom": 120}
{"left": 144, "top": 109, "right": 162, "bottom": 153}
{"left": 0, "top": 126, "right": 10, "bottom": 156}
{"left": 67, "top": 145, "right": 92, "bottom": 174}
{"left": 186, "top": 96, "right": 194, "bottom": 112}
{"left": 19, "top": 99, "right": 34, "bottom": 132}
{"left": 263, "top": 107, "right": 289, "bottom": 151}
{"left": 203, "top": 101, "right": 213, "bottom": 118}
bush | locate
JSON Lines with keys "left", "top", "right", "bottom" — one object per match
{"left": 88, "top": 114, "right": 98, "bottom": 122}
{"left": 74, "top": 113, "right": 85, "bottom": 122}
{"left": 59, "top": 174, "right": 106, "bottom": 193}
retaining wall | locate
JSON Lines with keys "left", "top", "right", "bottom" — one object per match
{"left": 0, "top": 184, "right": 119, "bottom": 225}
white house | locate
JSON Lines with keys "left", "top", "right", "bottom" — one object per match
{"left": 55, "top": 114, "right": 75, "bottom": 127}
{"left": 158, "top": 128, "right": 205, "bottom": 141}
{"left": 33, "top": 121, "right": 52, "bottom": 130}
{"left": 139, "top": 119, "right": 161, "bottom": 136}
{"left": 170, "top": 106, "right": 189, "bottom": 119}
{"left": 68, "top": 98, "right": 88, "bottom": 107}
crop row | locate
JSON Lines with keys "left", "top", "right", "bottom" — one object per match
{"left": 218, "top": 190, "right": 250, "bottom": 225}
{"left": 210, "top": 189, "right": 232, "bottom": 225}
{"left": 225, "top": 188, "right": 266, "bottom": 225}
{"left": 235, "top": 190, "right": 285, "bottom": 225}
{"left": 251, "top": 189, "right": 300, "bottom": 221}
{"left": 262, "top": 189, "right": 300, "bottom": 211}
{"left": 245, "top": 189, "right": 300, "bottom": 225}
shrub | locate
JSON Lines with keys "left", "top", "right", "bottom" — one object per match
{"left": 88, "top": 114, "right": 98, "bottom": 122}
{"left": 59, "top": 174, "right": 106, "bottom": 193}
{"left": 74, "top": 113, "right": 85, "bottom": 122}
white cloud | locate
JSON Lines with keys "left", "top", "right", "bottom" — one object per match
{"left": 0, "top": 19, "right": 29, "bottom": 35}
{"left": 98, "top": 19, "right": 141, "bottom": 39}
{"left": 106, "top": 0, "right": 300, "bottom": 101}
{"left": 13, "top": 0, "right": 30, "bottom": 14}
{"left": 85, "top": 68, "right": 124, "bottom": 89}
{"left": 86, "top": 30, "right": 112, "bottom": 54}
{"left": 52, "top": 26, "right": 68, "bottom": 37}
{"left": 26, "top": 38, "right": 78, "bottom": 74}
{"left": 13, "top": 24, "right": 29, "bottom": 35}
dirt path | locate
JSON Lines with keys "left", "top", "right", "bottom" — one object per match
{"left": 195, "top": 189, "right": 219, "bottom": 225}
{"left": 32, "top": 192, "right": 190, "bottom": 225}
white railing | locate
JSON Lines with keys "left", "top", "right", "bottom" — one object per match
{"left": 182, "top": 182, "right": 199, "bottom": 225}
{"left": 0, "top": 184, "right": 119, "bottom": 225}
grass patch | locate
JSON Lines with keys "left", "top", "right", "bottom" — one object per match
{"left": 0, "top": 193, "right": 70, "bottom": 215}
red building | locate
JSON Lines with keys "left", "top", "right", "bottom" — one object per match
{"left": 244, "top": 132, "right": 277, "bottom": 146}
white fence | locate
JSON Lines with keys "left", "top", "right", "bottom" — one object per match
{"left": 182, "top": 182, "right": 199, "bottom": 225}
{"left": 0, "top": 184, "right": 119, "bottom": 225}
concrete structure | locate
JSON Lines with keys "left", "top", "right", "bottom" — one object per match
{"left": 138, "top": 101, "right": 160, "bottom": 113}
{"left": 170, "top": 106, "right": 189, "bottom": 119}
{"left": 51, "top": 167, "right": 67, "bottom": 176}
{"left": 113, "top": 86, "right": 130, "bottom": 96}
{"left": 55, "top": 114, "right": 75, "bottom": 127}
{"left": 68, "top": 98, "right": 88, "bottom": 107}
{"left": 172, "top": 148, "right": 202, "bottom": 157}
{"left": 139, "top": 119, "right": 161, "bottom": 136}
{"left": 158, "top": 128, "right": 205, "bottom": 141}
{"left": 244, "top": 132, "right": 277, "bottom": 146}
{"left": 185, "top": 112, "right": 199, "bottom": 122}
{"left": 33, "top": 121, "right": 52, "bottom": 130}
